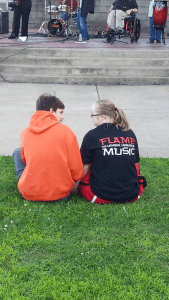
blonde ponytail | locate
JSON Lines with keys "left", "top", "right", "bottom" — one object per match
{"left": 114, "top": 107, "right": 130, "bottom": 131}
{"left": 95, "top": 100, "right": 130, "bottom": 131}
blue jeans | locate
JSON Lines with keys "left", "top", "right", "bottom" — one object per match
{"left": 149, "top": 17, "right": 161, "bottom": 41}
{"left": 13, "top": 148, "right": 26, "bottom": 180}
{"left": 13, "top": 148, "right": 70, "bottom": 202}
{"left": 60, "top": 12, "right": 67, "bottom": 21}
{"left": 76, "top": 8, "right": 89, "bottom": 40}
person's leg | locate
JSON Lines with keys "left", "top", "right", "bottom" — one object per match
{"left": 13, "top": 148, "right": 26, "bottom": 180}
{"left": 149, "top": 16, "right": 155, "bottom": 41}
{"left": 79, "top": 164, "right": 147, "bottom": 204}
{"left": 133, "top": 162, "right": 147, "bottom": 201}
{"left": 107, "top": 10, "right": 115, "bottom": 29}
{"left": 76, "top": 8, "right": 82, "bottom": 35}
{"left": 47, "top": 193, "right": 70, "bottom": 203}
{"left": 60, "top": 12, "right": 67, "bottom": 21}
{"left": 78, "top": 170, "right": 113, "bottom": 204}
{"left": 21, "top": 4, "right": 32, "bottom": 37}
{"left": 12, "top": 6, "right": 22, "bottom": 37}
{"left": 115, "top": 10, "right": 127, "bottom": 30}
{"left": 156, "top": 28, "right": 161, "bottom": 41}
{"left": 78, "top": 8, "right": 89, "bottom": 40}
{"left": 56, "top": 193, "right": 70, "bottom": 202}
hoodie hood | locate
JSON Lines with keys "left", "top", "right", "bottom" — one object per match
{"left": 28, "top": 111, "right": 59, "bottom": 134}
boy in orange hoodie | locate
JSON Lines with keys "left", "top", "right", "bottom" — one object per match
{"left": 13, "top": 94, "right": 84, "bottom": 202}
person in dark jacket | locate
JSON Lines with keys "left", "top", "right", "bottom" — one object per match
{"left": 107, "top": 0, "right": 138, "bottom": 32}
{"left": 76, "top": 0, "right": 94, "bottom": 42}
{"left": 8, "top": 0, "right": 32, "bottom": 40}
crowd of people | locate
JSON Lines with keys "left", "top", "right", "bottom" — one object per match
{"left": 8, "top": 0, "right": 162, "bottom": 44}
{"left": 13, "top": 94, "right": 147, "bottom": 204}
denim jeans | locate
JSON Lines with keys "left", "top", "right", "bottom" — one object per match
{"left": 149, "top": 17, "right": 161, "bottom": 41}
{"left": 13, "top": 148, "right": 26, "bottom": 180}
{"left": 60, "top": 12, "right": 67, "bottom": 21}
{"left": 13, "top": 148, "right": 70, "bottom": 202}
{"left": 76, "top": 8, "right": 89, "bottom": 40}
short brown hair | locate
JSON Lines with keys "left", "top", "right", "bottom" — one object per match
{"left": 36, "top": 93, "right": 65, "bottom": 112}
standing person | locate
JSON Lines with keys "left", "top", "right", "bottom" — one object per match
{"left": 59, "top": 0, "right": 78, "bottom": 21}
{"left": 13, "top": 94, "right": 84, "bottom": 202}
{"left": 148, "top": 0, "right": 161, "bottom": 43}
{"left": 76, "top": 0, "right": 94, "bottom": 42}
{"left": 78, "top": 100, "right": 147, "bottom": 204}
{"left": 8, "top": 0, "right": 32, "bottom": 40}
{"left": 107, "top": 0, "right": 138, "bottom": 32}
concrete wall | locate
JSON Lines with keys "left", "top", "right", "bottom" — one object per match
{"left": 1, "top": 0, "right": 169, "bottom": 35}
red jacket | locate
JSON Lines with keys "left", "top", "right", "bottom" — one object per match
{"left": 59, "top": 0, "right": 78, "bottom": 10}
{"left": 18, "top": 111, "right": 84, "bottom": 201}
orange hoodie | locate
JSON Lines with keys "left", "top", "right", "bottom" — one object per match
{"left": 18, "top": 111, "right": 84, "bottom": 201}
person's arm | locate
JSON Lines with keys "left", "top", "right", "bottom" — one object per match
{"left": 83, "top": 164, "right": 90, "bottom": 176}
{"left": 126, "top": 7, "right": 138, "bottom": 15}
{"left": 65, "top": 130, "right": 84, "bottom": 183}
{"left": 72, "top": 164, "right": 90, "bottom": 192}
{"left": 73, "top": 133, "right": 92, "bottom": 191}
{"left": 20, "top": 147, "right": 26, "bottom": 163}
{"left": 108, "top": 5, "right": 114, "bottom": 13}
{"left": 20, "top": 130, "right": 26, "bottom": 163}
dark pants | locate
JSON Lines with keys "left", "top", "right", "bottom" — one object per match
{"left": 12, "top": 3, "right": 32, "bottom": 37}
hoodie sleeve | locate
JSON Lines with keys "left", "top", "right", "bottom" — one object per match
{"left": 20, "top": 147, "right": 26, "bottom": 164}
{"left": 20, "top": 129, "right": 27, "bottom": 164}
{"left": 66, "top": 130, "right": 84, "bottom": 182}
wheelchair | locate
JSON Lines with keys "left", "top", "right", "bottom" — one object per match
{"left": 106, "top": 13, "right": 141, "bottom": 44}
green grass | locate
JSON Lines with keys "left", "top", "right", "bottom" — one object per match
{"left": 0, "top": 156, "right": 169, "bottom": 300}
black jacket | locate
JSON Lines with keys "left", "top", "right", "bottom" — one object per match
{"left": 81, "top": 0, "right": 94, "bottom": 18}
{"left": 113, "top": 0, "right": 138, "bottom": 12}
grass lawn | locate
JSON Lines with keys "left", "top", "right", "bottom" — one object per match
{"left": 0, "top": 156, "right": 169, "bottom": 300}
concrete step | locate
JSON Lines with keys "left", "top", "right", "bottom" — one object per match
{"left": 1, "top": 47, "right": 169, "bottom": 85}
{"left": 2, "top": 56, "right": 169, "bottom": 68}
{"left": 1, "top": 64, "right": 169, "bottom": 77}
{"left": 2, "top": 74, "right": 169, "bottom": 85}
{"left": 1, "top": 47, "right": 169, "bottom": 58}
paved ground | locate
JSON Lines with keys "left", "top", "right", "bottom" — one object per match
{"left": 0, "top": 29, "right": 169, "bottom": 158}
{"left": 0, "top": 82, "right": 169, "bottom": 158}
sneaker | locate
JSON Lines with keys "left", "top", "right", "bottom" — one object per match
{"left": 150, "top": 40, "right": 154, "bottom": 43}
{"left": 78, "top": 34, "right": 82, "bottom": 42}
{"left": 17, "top": 36, "right": 27, "bottom": 42}
{"left": 83, "top": 38, "right": 89, "bottom": 42}
{"left": 156, "top": 40, "right": 161, "bottom": 43}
